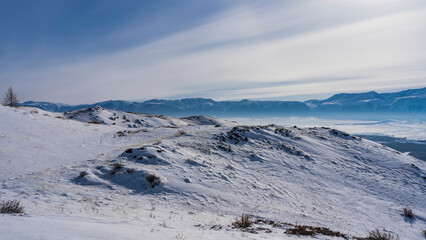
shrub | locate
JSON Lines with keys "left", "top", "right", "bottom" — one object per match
{"left": 403, "top": 208, "right": 415, "bottom": 219}
{"left": 232, "top": 214, "right": 252, "bottom": 228}
{"left": 79, "top": 171, "right": 88, "bottom": 178}
{"left": 116, "top": 131, "right": 126, "bottom": 137}
{"left": 225, "top": 164, "right": 234, "bottom": 170}
{"left": 146, "top": 174, "right": 161, "bottom": 188}
{"left": 112, "top": 162, "right": 124, "bottom": 170}
{"left": 173, "top": 233, "right": 185, "bottom": 239}
{"left": 126, "top": 168, "right": 135, "bottom": 174}
{"left": 111, "top": 163, "right": 124, "bottom": 175}
{"left": 285, "top": 225, "right": 315, "bottom": 236}
{"left": 285, "top": 225, "right": 346, "bottom": 238}
{"left": 367, "top": 229, "right": 399, "bottom": 240}
{"left": 88, "top": 120, "right": 101, "bottom": 124}
{"left": 0, "top": 200, "right": 24, "bottom": 214}
{"left": 177, "top": 130, "right": 186, "bottom": 136}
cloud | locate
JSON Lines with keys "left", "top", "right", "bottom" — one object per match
{"left": 1, "top": 0, "right": 426, "bottom": 103}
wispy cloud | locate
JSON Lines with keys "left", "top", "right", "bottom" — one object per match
{"left": 1, "top": 0, "right": 426, "bottom": 103}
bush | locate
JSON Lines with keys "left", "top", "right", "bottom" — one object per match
{"left": 284, "top": 225, "right": 346, "bottom": 238}
{"left": 225, "top": 164, "right": 234, "bottom": 170}
{"left": 367, "top": 229, "right": 399, "bottom": 240}
{"left": 0, "top": 200, "right": 24, "bottom": 214}
{"left": 403, "top": 208, "right": 415, "bottom": 219}
{"left": 79, "top": 171, "right": 88, "bottom": 178}
{"left": 111, "top": 163, "right": 124, "bottom": 175}
{"left": 146, "top": 174, "right": 161, "bottom": 188}
{"left": 177, "top": 130, "right": 186, "bottom": 136}
{"left": 232, "top": 214, "right": 252, "bottom": 228}
{"left": 88, "top": 121, "right": 101, "bottom": 124}
{"left": 126, "top": 168, "right": 135, "bottom": 174}
{"left": 116, "top": 131, "right": 126, "bottom": 137}
{"left": 113, "top": 162, "right": 124, "bottom": 169}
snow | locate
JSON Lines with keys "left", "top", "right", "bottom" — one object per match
{"left": 0, "top": 105, "right": 425, "bottom": 239}
{"left": 226, "top": 117, "right": 426, "bottom": 140}
{"left": 64, "top": 105, "right": 190, "bottom": 128}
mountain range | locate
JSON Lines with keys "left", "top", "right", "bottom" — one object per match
{"left": 22, "top": 87, "right": 426, "bottom": 117}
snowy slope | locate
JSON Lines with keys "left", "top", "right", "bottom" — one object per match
{"left": 63, "top": 106, "right": 230, "bottom": 128}
{"left": 74, "top": 125, "right": 425, "bottom": 238}
{"left": 0, "top": 105, "right": 425, "bottom": 239}
{"left": 0, "top": 106, "right": 119, "bottom": 180}
{"left": 64, "top": 105, "right": 190, "bottom": 128}
{"left": 0, "top": 106, "right": 192, "bottom": 180}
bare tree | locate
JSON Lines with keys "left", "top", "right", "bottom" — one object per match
{"left": 3, "top": 87, "right": 19, "bottom": 108}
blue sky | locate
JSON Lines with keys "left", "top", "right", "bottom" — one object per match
{"left": 1, "top": 0, "right": 426, "bottom": 104}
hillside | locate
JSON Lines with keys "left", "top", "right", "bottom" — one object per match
{"left": 63, "top": 106, "right": 189, "bottom": 128}
{"left": 0, "top": 105, "right": 425, "bottom": 239}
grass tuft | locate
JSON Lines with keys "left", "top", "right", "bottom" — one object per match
{"left": 0, "top": 200, "right": 25, "bottom": 214}
{"left": 403, "top": 208, "right": 415, "bottom": 219}
{"left": 285, "top": 225, "right": 347, "bottom": 238}
{"left": 366, "top": 229, "right": 400, "bottom": 240}
{"left": 232, "top": 214, "right": 252, "bottom": 228}
{"left": 111, "top": 162, "right": 124, "bottom": 175}
{"left": 87, "top": 120, "right": 101, "bottom": 124}
{"left": 146, "top": 174, "right": 161, "bottom": 188}
{"left": 176, "top": 130, "right": 186, "bottom": 136}
{"left": 79, "top": 171, "right": 88, "bottom": 178}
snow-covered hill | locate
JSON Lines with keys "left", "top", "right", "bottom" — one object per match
{"left": 63, "top": 106, "right": 190, "bottom": 128}
{"left": 0, "top": 105, "right": 425, "bottom": 239}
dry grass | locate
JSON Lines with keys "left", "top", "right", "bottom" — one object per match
{"left": 111, "top": 162, "right": 124, "bottom": 175}
{"left": 285, "top": 225, "right": 347, "bottom": 238}
{"left": 366, "top": 229, "right": 400, "bottom": 240}
{"left": 0, "top": 200, "right": 24, "bottom": 214}
{"left": 403, "top": 208, "right": 415, "bottom": 219}
{"left": 79, "top": 171, "right": 88, "bottom": 178}
{"left": 176, "top": 130, "right": 186, "bottom": 136}
{"left": 146, "top": 174, "right": 161, "bottom": 188}
{"left": 232, "top": 214, "right": 252, "bottom": 228}
{"left": 112, "top": 162, "right": 124, "bottom": 169}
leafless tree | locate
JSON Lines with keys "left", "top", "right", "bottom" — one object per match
{"left": 2, "top": 87, "right": 19, "bottom": 108}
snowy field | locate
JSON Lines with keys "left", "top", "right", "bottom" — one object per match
{"left": 1, "top": 106, "right": 425, "bottom": 239}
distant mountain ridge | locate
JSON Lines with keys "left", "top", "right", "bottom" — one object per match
{"left": 22, "top": 87, "right": 426, "bottom": 117}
